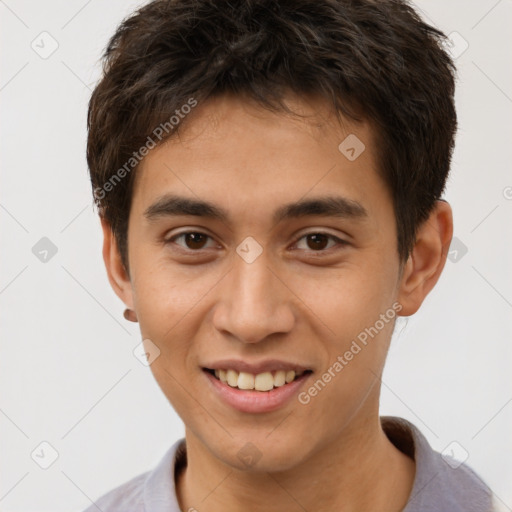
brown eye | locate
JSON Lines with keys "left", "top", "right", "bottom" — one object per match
{"left": 295, "top": 232, "right": 347, "bottom": 252}
{"left": 306, "top": 233, "right": 329, "bottom": 250}
{"left": 167, "top": 232, "right": 214, "bottom": 251}
{"left": 183, "top": 233, "right": 208, "bottom": 249}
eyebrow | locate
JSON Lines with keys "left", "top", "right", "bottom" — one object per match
{"left": 144, "top": 193, "right": 368, "bottom": 225}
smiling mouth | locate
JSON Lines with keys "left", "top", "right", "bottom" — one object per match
{"left": 203, "top": 368, "right": 313, "bottom": 392}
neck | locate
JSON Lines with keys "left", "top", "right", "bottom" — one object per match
{"left": 176, "top": 415, "right": 415, "bottom": 512}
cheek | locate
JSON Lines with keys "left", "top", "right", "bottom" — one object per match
{"left": 294, "top": 264, "right": 398, "bottom": 408}
{"left": 131, "top": 260, "right": 224, "bottom": 361}
{"left": 131, "top": 266, "right": 208, "bottom": 415}
{"left": 297, "top": 261, "right": 398, "bottom": 341}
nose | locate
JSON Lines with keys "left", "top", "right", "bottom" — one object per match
{"left": 212, "top": 250, "right": 295, "bottom": 344}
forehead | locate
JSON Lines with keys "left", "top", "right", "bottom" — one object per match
{"left": 131, "top": 93, "right": 391, "bottom": 229}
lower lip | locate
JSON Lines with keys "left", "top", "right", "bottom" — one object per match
{"left": 203, "top": 370, "right": 311, "bottom": 414}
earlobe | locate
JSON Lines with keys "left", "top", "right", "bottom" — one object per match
{"left": 397, "top": 200, "right": 453, "bottom": 317}
{"left": 123, "top": 308, "right": 138, "bottom": 322}
{"left": 100, "top": 217, "right": 134, "bottom": 311}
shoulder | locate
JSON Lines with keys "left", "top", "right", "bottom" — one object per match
{"left": 425, "top": 457, "right": 493, "bottom": 512}
{"left": 81, "top": 470, "right": 148, "bottom": 512}
{"left": 81, "top": 438, "right": 186, "bottom": 512}
{"left": 381, "top": 416, "right": 494, "bottom": 512}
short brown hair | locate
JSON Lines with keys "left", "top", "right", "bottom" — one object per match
{"left": 87, "top": 0, "right": 457, "bottom": 272}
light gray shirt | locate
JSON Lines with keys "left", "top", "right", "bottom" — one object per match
{"left": 83, "top": 416, "right": 498, "bottom": 511}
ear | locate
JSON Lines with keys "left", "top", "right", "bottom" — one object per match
{"left": 100, "top": 217, "right": 134, "bottom": 311}
{"left": 396, "top": 200, "right": 453, "bottom": 316}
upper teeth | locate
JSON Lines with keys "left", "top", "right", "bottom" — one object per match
{"left": 213, "top": 369, "right": 304, "bottom": 391}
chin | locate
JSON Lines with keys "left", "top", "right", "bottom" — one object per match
{"left": 213, "top": 434, "right": 310, "bottom": 473}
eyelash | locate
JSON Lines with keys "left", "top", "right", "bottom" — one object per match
{"left": 165, "top": 231, "right": 348, "bottom": 254}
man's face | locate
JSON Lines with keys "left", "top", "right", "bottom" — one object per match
{"left": 124, "top": 93, "right": 403, "bottom": 471}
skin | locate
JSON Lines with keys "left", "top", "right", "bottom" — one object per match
{"left": 101, "top": 92, "right": 453, "bottom": 512}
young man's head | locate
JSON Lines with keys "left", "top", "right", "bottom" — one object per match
{"left": 87, "top": 0, "right": 455, "bottom": 493}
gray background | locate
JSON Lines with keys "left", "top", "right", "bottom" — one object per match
{"left": 1, "top": 1, "right": 511, "bottom": 510}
